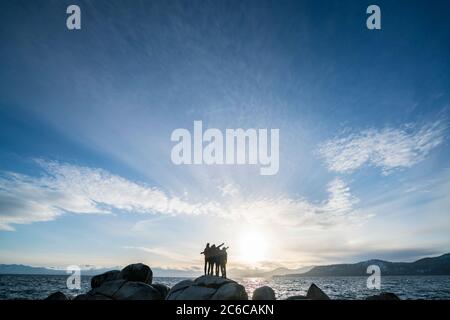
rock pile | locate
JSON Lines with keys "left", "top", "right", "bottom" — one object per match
{"left": 44, "top": 264, "right": 401, "bottom": 301}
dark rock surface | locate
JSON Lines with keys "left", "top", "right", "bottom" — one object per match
{"left": 45, "top": 263, "right": 168, "bottom": 300}
{"left": 166, "top": 275, "right": 248, "bottom": 300}
{"left": 119, "top": 263, "right": 153, "bottom": 284}
{"left": 44, "top": 291, "right": 68, "bottom": 300}
{"left": 113, "top": 281, "right": 162, "bottom": 300}
{"left": 252, "top": 286, "right": 276, "bottom": 300}
{"left": 73, "top": 293, "right": 112, "bottom": 300}
{"left": 90, "top": 279, "right": 127, "bottom": 297}
{"left": 151, "top": 283, "right": 171, "bottom": 299}
{"left": 286, "top": 295, "right": 309, "bottom": 300}
{"left": 306, "top": 283, "right": 330, "bottom": 300}
{"left": 91, "top": 270, "right": 120, "bottom": 288}
{"left": 365, "top": 292, "right": 400, "bottom": 300}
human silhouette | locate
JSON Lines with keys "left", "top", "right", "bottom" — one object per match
{"left": 201, "top": 243, "right": 224, "bottom": 275}
{"left": 208, "top": 244, "right": 216, "bottom": 275}
{"left": 218, "top": 247, "right": 229, "bottom": 278}
{"left": 212, "top": 243, "right": 224, "bottom": 276}
{"left": 200, "top": 243, "right": 211, "bottom": 275}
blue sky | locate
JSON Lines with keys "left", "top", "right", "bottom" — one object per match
{"left": 0, "top": 0, "right": 449, "bottom": 272}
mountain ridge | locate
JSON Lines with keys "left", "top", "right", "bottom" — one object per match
{"left": 277, "top": 253, "right": 450, "bottom": 277}
{"left": 1, "top": 253, "right": 448, "bottom": 277}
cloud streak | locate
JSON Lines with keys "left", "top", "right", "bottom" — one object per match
{"left": 0, "top": 160, "right": 217, "bottom": 230}
{"left": 0, "top": 160, "right": 360, "bottom": 231}
{"left": 318, "top": 120, "right": 447, "bottom": 175}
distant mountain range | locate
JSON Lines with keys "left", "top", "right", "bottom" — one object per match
{"left": 0, "top": 263, "right": 311, "bottom": 278}
{"left": 0, "top": 264, "right": 204, "bottom": 277}
{"left": 1, "top": 253, "right": 448, "bottom": 277}
{"left": 277, "top": 253, "right": 450, "bottom": 277}
{"left": 0, "top": 264, "right": 121, "bottom": 276}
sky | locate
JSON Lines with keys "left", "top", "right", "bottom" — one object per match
{"left": 0, "top": 0, "right": 449, "bottom": 273}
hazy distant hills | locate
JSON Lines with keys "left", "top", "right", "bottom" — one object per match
{"left": 0, "top": 264, "right": 204, "bottom": 277}
{"left": 1, "top": 253, "right": 448, "bottom": 277}
{"left": 0, "top": 264, "right": 311, "bottom": 278}
{"left": 278, "top": 253, "right": 450, "bottom": 277}
{"left": 0, "top": 264, "right": 120, "bottom": 276}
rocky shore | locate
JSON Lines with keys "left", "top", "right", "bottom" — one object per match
{"left": 45, "top": 263, "right": 400, "bottom": 300}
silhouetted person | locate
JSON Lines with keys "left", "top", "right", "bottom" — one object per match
{"left": 208, "top": 243, "right": 224, "bottom": 275}
{"left": 218, "top": 247, "right": 229, "bottom": 278}
{"left": 200, "top": 243, "right": 211, "bottom": 275}
{"left": 208, "top": 244, "right": 216, "bottom": 275}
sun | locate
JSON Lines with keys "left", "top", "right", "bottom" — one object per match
{"left": 238, "top": 230, "right": 268, "bottom": 264}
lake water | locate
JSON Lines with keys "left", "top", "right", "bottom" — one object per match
{"left": 1, "top": 274, "right": 449, "bottom": 300}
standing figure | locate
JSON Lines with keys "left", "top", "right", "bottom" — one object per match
{"left": 213, "top": 243, "right": 224, "bottom": 276}
{"left": 208, "top": 244, "right": 216, "bottom": 275}
{"left": 218, "top": 247, "right": 229, "bottom": 278}
{"left": 200, "top": 243, "right": 211, "bottom": 275}
{"left": 204, "top": 243, "right": 224, "bottom": 276}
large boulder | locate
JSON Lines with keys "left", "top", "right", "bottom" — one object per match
{"left": 306, "top": 283, "right": 330, "bottom": 300}
{"left": 90, "top": 279, "right": 127, "bottom": 297}
{"left": 119, "top": 263, "right": 153, "bottom": 284}
{"left": 252, "top": 286, "right": 276, "bottom": 300}
{"left": 166, "top": 275, "right": 248, "bottom": 300}
{"left": 365, "top": 292, "right": 400, "bottom": 300}
{"left": 73, "top": 263, "right": 163, "bottom": 300}
{"left": 73, "top": 293, "right": 112, "bottom": 300}
{"left": 91, "top": 270, "right": 120, "bottom": 288}
{"left": 44, "top": 291, "right": 68, "bottom": 300}
{"left": 286, "top": 295, "right": 309, "bottom": 300}
{"left": 81, "top": 278, "right": 165, "bottom": 300}
{"left": 151, "top": 283, "right": 171, "bottom": 299}
{"left": 112, "top": 281, "right": 163, "bottom": 300}
{"left": 211, "top": 282, "right": 248, "bottom": 300}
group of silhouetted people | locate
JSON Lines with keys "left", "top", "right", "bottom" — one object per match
{"left": 201, "top": 243, "right": 229, "bottom": 278}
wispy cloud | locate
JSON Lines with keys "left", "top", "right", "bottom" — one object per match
{"left": 0, "top": 160, "right": 217, "bottom": 231}
{"left": 218, "top": 183, "right": 239, "bottom": 197}
{"left": 122, "top": 246, "right": 195, "bottom": 264}
{"left": 227, "top": 177, "right": 361, "bottom": 228}
{"left": 0, "top": 160, "right": 360, "bottom": 231}
{"left": 317, "top": 120, "right": 447, "bottom": 175}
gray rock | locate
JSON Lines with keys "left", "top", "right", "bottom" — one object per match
{"left": 119, "top": 263, "right": 153, "bottom": 284}
{"left": 90, "top": 279, "right": 126, "bottom": 297}
{"left": 151, "top": 283, "right": 170, "bottom": 299}
{"left": 166, "top": 275, "right": 248, "bottom": 300}
{"left": 44, "top": 291, "right": 68, "bottom": 300}
{"left": 195, "top": 275, "right": 233, "bottom": 288}
{"left": 170, "top": 285, "right": 217, "bottom": 300}
{"left": 113, "top": 281, "right": 162, "bottom": 300}
{"left": 306, "top": 283, "right": 330, "bottom": 300}
{"left": 252, "top": 286, "right": 276, "bottom": 300}
{"left": 91, "top": 270, "right": 120, "bottom": 288}
{"left": 286, "top": 295, "right": 309, "bottom": 300}
{"left": 365, "top": 292, "right": 400, "bottom": 300}
{"left": 73, "top": 293, "right": 112, "bottom": 300}
{"left": 211, "top": 282, "right": 248, "bottom": 300}
{"left": 168, "top": 279, "right": 194, "bottom": 294}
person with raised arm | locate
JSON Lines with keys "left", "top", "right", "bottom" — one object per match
{"left": 200, "top": 243, "right": 211, "bottom": 275}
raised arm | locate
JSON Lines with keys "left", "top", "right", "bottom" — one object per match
{"left": 217, "top": 243, "right": 224, "bottom": 248}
